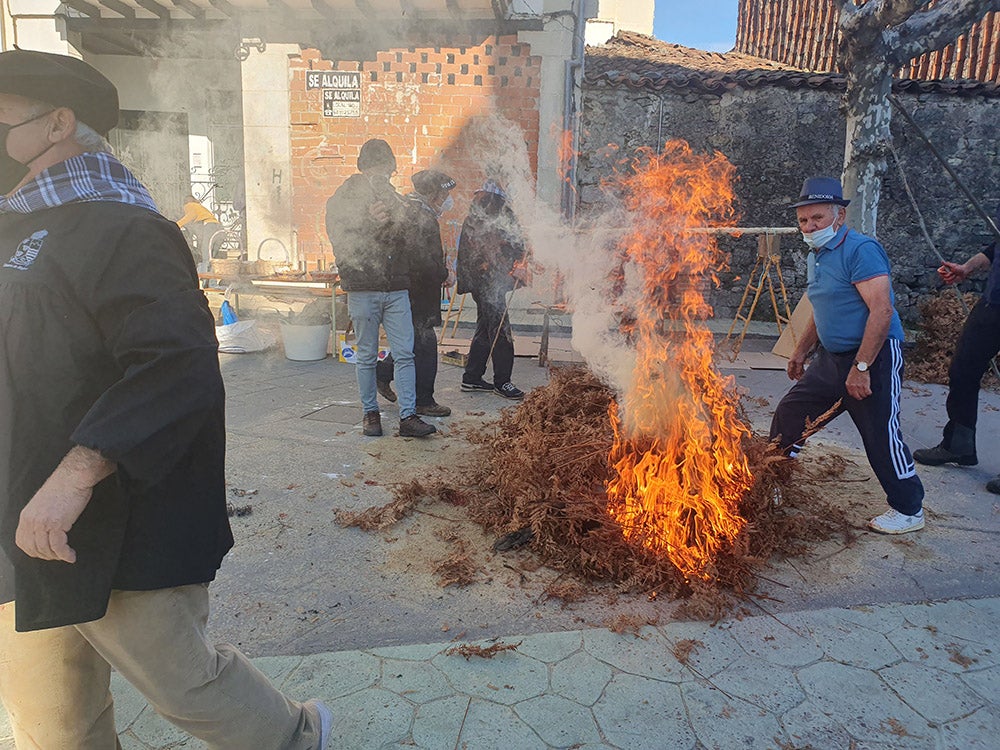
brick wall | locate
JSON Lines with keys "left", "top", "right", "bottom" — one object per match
{"left": 288, "top": 35, "right": 541, "bottom": 264}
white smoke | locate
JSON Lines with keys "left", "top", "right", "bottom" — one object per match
{"left": 453, "top": 112, "right": 642, "bottom": 394}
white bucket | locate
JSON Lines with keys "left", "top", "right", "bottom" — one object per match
{"left": 280, "top": 323, "right": 330, "bottom": 361}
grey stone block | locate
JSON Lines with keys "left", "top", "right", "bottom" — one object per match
{"left": 884, "top": 622, "right": 997, "bottom": 675}
{"left": 513, "top": 630, "right": 583, "bottom": 663}
{"left": 728, "top": 613, "right": 824, "bottom": 667}
{"left": 380, "top": 659, "right": 453, "bottom": 704}
{"left": 411, "top": 696, "right": 471, "bottom": 750}
{"left": 582, "top": 628, "right": 689, "bottom": 683}
{"left": 940, "top": 703, "right": 1000, "bottom": 750}
{"left": 514, "top": 694, "right": 602, "bottom": 747}
{"left": 326, "top": 687, "right": 413, "bottom": 749}
{"left": 880, "top": 661, "right": 986, "bottom": 723}
{"left": 550, "top": 650, "right": 613, "bottom": 706}
{"left": 593, "top": 673, "right": 696, "bottom": 750}
{"left": 457, "top": 699, "right": 546, "bottom": 750}
{"left": 432, "top": 648, "right": 548, "bottom": 705}
{"left": 961, "top": 665, "right": 1000, "bottom": 703}
{"left": 780, "top": 699, "right": 853, "bottom": 749}
{"left": 681, "top": 681, "right": 787, "bottom": 750}
{"left": 809, "top": 620, "right": 902, "bottom": 670}
{"left": 709, "top": 656, "right": 804, "bottom": 714}
{"left": 283, "top": 650, "right": 381, "bottom": 699}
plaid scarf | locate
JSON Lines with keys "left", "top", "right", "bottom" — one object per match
{"left": 0, "top": 152, "right": 158, "bottom": 216}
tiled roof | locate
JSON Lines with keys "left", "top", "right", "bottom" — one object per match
{"left": 585, "top": 31, "right": 1000, "bottom": 98}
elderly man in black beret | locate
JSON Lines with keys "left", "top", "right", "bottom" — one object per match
{"left": 375, "top": 169, "right": 456, "bottom": 416}
{"left": 0, "top": 50, "right": 330, "bottom": 748}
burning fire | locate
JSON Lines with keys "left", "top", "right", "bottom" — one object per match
{"left": 605, "top": 141, "right": 752, "bottom": 579}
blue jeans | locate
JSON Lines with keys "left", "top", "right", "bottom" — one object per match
{"left": 348, "top": 290, "right": 416, "bottom": 418}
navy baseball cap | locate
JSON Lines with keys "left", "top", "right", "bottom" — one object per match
{"left": 789, "top": 177, "right": 851, "bottom": 208}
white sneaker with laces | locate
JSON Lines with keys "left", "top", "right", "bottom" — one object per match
{"left": 868, "top": 508, "right": 924, "bottom": 535}
{"left": 304, "top": 699, "right": 332, "bottom": 749}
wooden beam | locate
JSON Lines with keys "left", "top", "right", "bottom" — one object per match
{"left": 86, "top": 30, "right": 146, "bottom": 56}
{"left": 99, "top": 0, "right": 136, "bottom": 18}
{"left": 62, "top": 0, "right": 102, "bottom": 17}
{"left": 133, "top": 0, "right": 172, "bottom": 19}
{"left": 311, "top": 0, "right": 336, "bottom": 20}
{"left": 170, "top": 0, "right": 206, "bottom": 20}
{"left": 208, "top": 0, "right": 235, "bottom": 17}
{"left": 267, "top": 0, "right": 293, "bottom": 15}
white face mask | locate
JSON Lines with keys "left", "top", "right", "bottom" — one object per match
{"left": 802, "top": 222, "right": 839, "bottom": 249}
{"left": 438, "top": 194, "right": 454, "bottom": 216}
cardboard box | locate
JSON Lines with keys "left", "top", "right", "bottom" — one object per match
{"left": 337, "top": 332, "right": 390, "bottom": 364}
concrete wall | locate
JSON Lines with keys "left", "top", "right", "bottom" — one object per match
{"left": 578, "top": 81, "right": 1000, "bottom": 326}
{"left": 88, "top": 53, "right": 245, "bottom": 219}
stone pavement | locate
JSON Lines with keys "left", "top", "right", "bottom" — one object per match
{"left": 2, "top": 332, "right": 999, "bottom": 749}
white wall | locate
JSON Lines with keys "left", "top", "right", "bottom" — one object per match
{"left": 3, "top": 0, "right": 71, "bottom": 53}
{"left": 585, "top": 0, "right": 655, "bottom": 46}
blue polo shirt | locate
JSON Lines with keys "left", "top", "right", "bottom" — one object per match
{"left": 807, "top": 226, "right": 905, "bottom": 353}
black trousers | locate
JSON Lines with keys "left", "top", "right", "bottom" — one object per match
{"left": 770, "top": 339, "right": 924, "bottom": 515}
{"left": 376, "top": 319, "right": 439, "bottom": 406}
{"left": 464, "top": 289, "right": 514, "bottom": 387}
{"left": 945, "top": 298, "right": 1000, "bottom": 431}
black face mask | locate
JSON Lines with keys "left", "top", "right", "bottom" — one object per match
{"left": 0, "top": 110, "right": 55, "bottom": 195}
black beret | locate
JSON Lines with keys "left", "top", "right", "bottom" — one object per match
{"left": 411, "top": 169, "right": 456, "bottom": 195}
{"left": 0, "top": 50, "right": 119, "bottom": 136}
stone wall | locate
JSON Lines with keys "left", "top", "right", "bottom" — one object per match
{"left": 578, "top": 81, "right": 1000, "bottom": 327}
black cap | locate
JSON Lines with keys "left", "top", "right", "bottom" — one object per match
{"left": 0, "top": 50, "right": 119, "bottom": 136}
{"left": 357, "top": 139, "right": 397, "bottom": 173}
{"left": 411, "top": 169, "right": 455, "bottom": 196}
{"left": 789, "top": 176, "right": 851, "bottom": 208}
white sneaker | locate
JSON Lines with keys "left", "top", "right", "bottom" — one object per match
{"left": 304, "top": 699, "right": 332, "bottom": 749}
{"left": 868, "top": 508, "right": 924, "bottom": 535}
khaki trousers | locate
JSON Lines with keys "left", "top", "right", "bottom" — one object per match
{"left": 0, "top": 585, "right": 322, "bottom": 750}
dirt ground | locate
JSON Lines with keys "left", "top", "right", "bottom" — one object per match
{"left": 206, "top": 347, "right": 1000, "bottom": 657}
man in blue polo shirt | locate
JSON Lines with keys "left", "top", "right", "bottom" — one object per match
{"left": 770, "top": 177, "right": 925, "bottom": 534}
{"left": 912, "top": 203, "right": 1000, "bottom": 495}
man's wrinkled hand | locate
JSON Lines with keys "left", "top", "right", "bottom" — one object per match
{"left": 845, "top": 368, "right": 872, "bottom": 400}
{"left": 787, "top": 356, "right": 806, "bottom": 381}
{"left": 937, "top": 261, "right": 968, "bottom": 285}
{"left": 15, "top": 472, "right": 94, "bottom": 563}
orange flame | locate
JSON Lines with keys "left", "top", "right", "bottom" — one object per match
{"left": 605, "top": 141, "right": 752, "bottom": 579}
{"left": 555, "top": 126, "right": 575, "bottom": 189}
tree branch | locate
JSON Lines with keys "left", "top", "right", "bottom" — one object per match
{"left": 887, "top": 0, "right": 1000, "bottom": 67}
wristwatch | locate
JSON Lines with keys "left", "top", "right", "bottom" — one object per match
{"left": 854, "top": 360, "right": 869, "bottom": 373}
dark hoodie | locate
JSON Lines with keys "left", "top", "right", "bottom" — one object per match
{"left": 325, "top": 173, "right": 411, "bottom": 292}
{"left": 456, "top": 189, "right": 525, "bottom": 297}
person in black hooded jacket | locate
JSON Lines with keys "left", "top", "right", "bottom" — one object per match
{"left": 457, "top": 179, "right": 527, "bottom": 400}
{"left": 376, "top": 169, "right": 455, "bottom": 416}
{"left": 0, "top": 50, "right": 331, "bottom": 749}
{"left": 325, "top": 139, "right": 436, "bottom": 438}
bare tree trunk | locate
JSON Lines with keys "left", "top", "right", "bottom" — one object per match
{"left": 841, "top": 54, "right": 893, "bottom": 236}
{"left": 835, "top": 0, "right": 1000, "bottom": 235}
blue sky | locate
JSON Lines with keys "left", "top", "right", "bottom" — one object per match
{"left": 653, "top": 0, "right": 739, "bottom": 52}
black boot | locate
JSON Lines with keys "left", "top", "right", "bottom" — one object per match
{"left": 986, "top": 476, "right": 1000, "bottom": 495}
{"left": 913, "top": 423, "right": 977, "bottom": 466}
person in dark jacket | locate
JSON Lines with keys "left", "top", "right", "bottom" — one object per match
{"left": 325, "top": 139, "right": 436, "bottom": 437}
{"left": 0, "top": 51, "right": 331, "bottom": 749}
{"left": 376, "top": 169, "right": 455, "bottom": 416}
{"left": 913, "top": 203, "right": 1000, "bottom": 494}
{"left": 456, "top": 180, "right": 528, "bottom": 400}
